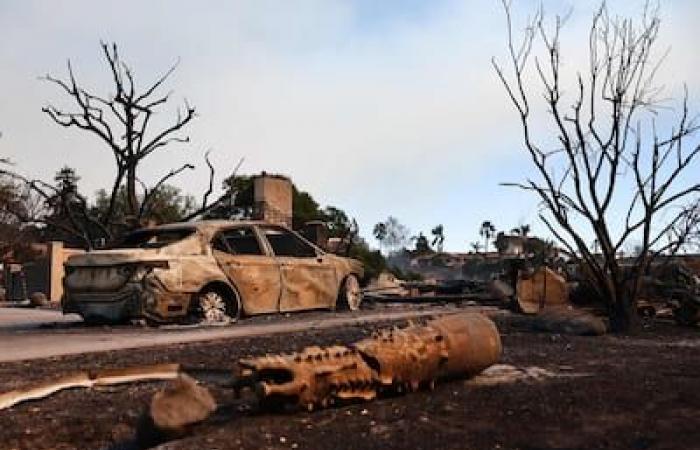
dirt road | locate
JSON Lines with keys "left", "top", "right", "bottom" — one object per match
{"left": 0, "top": 304, "right": 495, "bottom": 362}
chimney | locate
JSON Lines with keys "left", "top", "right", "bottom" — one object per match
{"left": 252, "top": 173, "right": 292, "bottom": 227}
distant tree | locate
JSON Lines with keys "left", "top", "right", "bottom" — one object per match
{"left": 412, "top": 232, "right": 432, "bottom": 254}
{"left": 323, "top": 206, "right": 353, "bottom": 239}
{"left": 479, "top": 220, "right": 496, "bottom": 252}
{"left": 203, "top": 166, "right": 253, "bottom": 220}
{"left": 523, "top": 237, "right": 556, "bottom": 261}
{"left": 47, "top": 167, "right": 83, "bottom": 220}
{"left": 93, "top": 184, "right": 197, "bottom": 228}
{"left": 373, "top": 222, "right": 388, "bottom": 252}
{"left": 0, "top": 161, "right": 41, "bottom": 257}
{"left": 53, "top": 167, "right": 80, "bottom": 197}
{"left": 494, "top": 231, "right": 508, "bottom": 254}
{"left": 431, "top": 224, "right": 445, "bottom": 252}
{"left": 348, "top": 237, "right": 387, "bottom": 283}
{"left": 379, "top": 216, "right": 411, "bottom": 254}
{"left": 470, "top": 241, "right": 483, "bottom": 253}
{"left": 0, "top": 163, "right": 107, "bottom": 248}
{"left": 42, "top": 167, "right": 94, "bottom": 245}
{"left": 203, "top": 173, "right": 329, "bottom": 229}
{"left": 292, "top": 187, "right": 323, "bottom": 229}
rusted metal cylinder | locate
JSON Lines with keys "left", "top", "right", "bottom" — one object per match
{"left": 237, "top": 313, "right": 502, "bottom": 410}
{"left": 428, "top": 313, "right": 502, "bottom": 378}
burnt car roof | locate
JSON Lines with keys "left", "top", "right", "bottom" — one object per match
{"left": 148, "top": 220, "right": 274, "bottom": 233}
{"left": 133, "top": 220, "right": 326, "bottom": 253}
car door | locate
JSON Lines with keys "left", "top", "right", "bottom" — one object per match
{"left": 258, "top": 225, "right": 338, "bottom": 312}
{"left": 211, "top": 226, "right": 282, "bottom": 314}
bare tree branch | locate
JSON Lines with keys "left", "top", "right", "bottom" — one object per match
{"left": 495, "top": 2, "right": 700, "bottom": 331}
{"left": 40, "top": 41, "right": 208, "bottom": 238}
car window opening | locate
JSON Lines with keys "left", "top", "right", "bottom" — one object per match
{"left": 223, "top": 227, "right": 263, "bottom": 255}
{"left": 263, "top": 227, "right": 317, "bottom": 258}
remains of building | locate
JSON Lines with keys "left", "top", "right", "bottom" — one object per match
{"left": 368, "top": 234, "right": 700, "bottom": 327}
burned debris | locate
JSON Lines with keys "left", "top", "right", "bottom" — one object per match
{"left": 362, "top": 243, "right": 700, "bottom": 330}
{"left": 0, "top": 313, "right": 502, "bottom": 445}
{"left": 239, "top": 312, "right": 501, "bottom": 411}
{"left": 61, "top": 220, "right": 364, "bottom": 325}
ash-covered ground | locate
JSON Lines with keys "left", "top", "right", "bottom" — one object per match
{"left": 0, "top": 317, "right": 698, "bottom": 450}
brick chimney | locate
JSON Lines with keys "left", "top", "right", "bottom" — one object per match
{"left": 252, "top": 173, "right": 292, "bottom": 227}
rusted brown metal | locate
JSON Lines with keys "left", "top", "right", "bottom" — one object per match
{"left": 516, "top": 266, "right": 569, "bottom": 314}
{"left": 62, "top": 220, "right": 364, "bottom": 324}
{"left": 237, "top": 313, "right": 502, "bottom": 410}
{"left": 239, "top": 345, "right": 376, "bottom": 411}
{"left": 425, "top": 313, "right": 503, "bottom": 378}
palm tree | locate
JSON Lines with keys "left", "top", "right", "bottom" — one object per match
{"left": 470, "top": 241, "right": 482, "bottom": 253}
{"left": 373, "top": 222, "right": 387, "bottom": 253}
{"left": 431, "top": 224, "right": 445, "bottom": 252}
{"left": 479, "top": 221, "right": 496, "bottom": 252}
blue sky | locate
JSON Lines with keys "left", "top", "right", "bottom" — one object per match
{"left": 0, "top": 1, "right": 698, "bottom": 251}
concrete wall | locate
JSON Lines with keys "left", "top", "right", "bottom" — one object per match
{"left": 47, "top": 242, "right": 84, "bottom": 304}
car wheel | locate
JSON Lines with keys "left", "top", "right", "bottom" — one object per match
{"left": 338, "top": 275, "right": 362, "bottom": 311}
{"left": 196, "top": 288, "right": 240, "bottom": 325}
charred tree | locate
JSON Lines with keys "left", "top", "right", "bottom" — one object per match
{"left": 493, "top": 2, "right": 700, "bottom": 332}
{"left": 0, "top": 42, "right": 236, "bottom": 248}
{"left": 39, "top": 42, "right": 224, "bottom": 241}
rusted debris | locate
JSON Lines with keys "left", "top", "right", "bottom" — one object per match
{"left": 239, "top": 346, "right": 377, "bottom": 410}
{"left": 515, "top": 266, "right": 569, "bottom": 314}
{"left": 363, "top": 273, "right": 499, "bottom": 304}
{"left": 237, "top": 313, "right": 502, "bottom": 411}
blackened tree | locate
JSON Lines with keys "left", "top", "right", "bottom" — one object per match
{"left": 493, "top": 2, "right": 700, "bottom": 331}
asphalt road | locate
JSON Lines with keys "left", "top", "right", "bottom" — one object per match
{"left": 0, "top": 307, "right": 82, "bottom": 330}
{"left": 0, "top": 304, "right": 497, "bottom": 363}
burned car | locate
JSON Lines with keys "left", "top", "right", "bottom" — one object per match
{"left": 62, "top": 221, "right": 364, "bottom": 324}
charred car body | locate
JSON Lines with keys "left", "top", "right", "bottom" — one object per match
{"left": 62, "top": 221, "right": 364, "bottom": 324}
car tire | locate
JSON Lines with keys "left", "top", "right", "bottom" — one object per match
{"left": 196, "top": 287, "right": 241, "bottom": 325}
{"left": 338, "top": 274, "right": 362, "bottom": 311}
